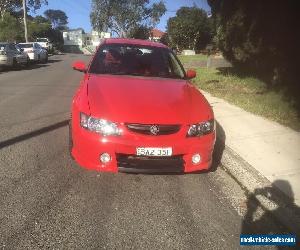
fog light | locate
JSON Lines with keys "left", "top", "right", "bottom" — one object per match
{"left": 100, "top": 153, "right": 111, "bottom": 164}
{"left": 192, "top": 154, "right": 201, "bottom": 164}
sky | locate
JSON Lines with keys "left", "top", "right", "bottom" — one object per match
{"left": 32, "top": 0, "right": 211, "bottom": 32}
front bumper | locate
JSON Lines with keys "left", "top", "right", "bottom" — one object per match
{"left": 71, "top": 122, "right": 216, "bottom": 173}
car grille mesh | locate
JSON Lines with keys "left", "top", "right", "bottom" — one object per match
{"left": 117, "top": 154, "right": 184, "bottom": 173}
{"left": 126, "top": 123, "right": 180, "bottom": 135}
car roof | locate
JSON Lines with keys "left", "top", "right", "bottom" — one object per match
{"left": 103, "top": 38, "right": 168, "bottom": 49}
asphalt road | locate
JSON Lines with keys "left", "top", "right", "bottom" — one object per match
{"left": 0, "top": 54, "right": 286, "bottom": 250}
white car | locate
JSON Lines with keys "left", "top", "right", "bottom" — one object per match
{"left": 18, "top": 42, "right": 48, "bottom": 63}
{"left": 0, "top": 42, "right": 29, "bottom": 69}
{"left": 36, "top": 38, "right": 53, "bottom": 52}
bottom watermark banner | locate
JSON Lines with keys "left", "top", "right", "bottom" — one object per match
{"left": 240, "top": 234, "right": 296, "bottom": 246}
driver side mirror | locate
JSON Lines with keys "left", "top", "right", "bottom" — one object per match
{"left": 186, "top": 69, "right": 197, "bottom": 79}
{"left": 72, "top": 61, "right": 87, "bottom": 73}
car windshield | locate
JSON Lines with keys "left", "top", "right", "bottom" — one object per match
{"left": 19, "top": 43, "right": 33, "bottom": 48}
{"left": 89, "top": 44, "right": 185, "bottom": 79}
{"left": 37, "top": 38, "right": 48, "bottom": 42}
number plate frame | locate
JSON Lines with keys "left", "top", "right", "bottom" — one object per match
{"left": 136, "top": 147, "right": 173, "bottom": 157}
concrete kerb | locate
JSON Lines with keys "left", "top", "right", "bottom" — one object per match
{"left": 219, "top": 143, "right": 300, "bottom": 235}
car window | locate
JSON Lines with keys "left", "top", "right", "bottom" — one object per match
{"left": 89, "top": 44, "right": 185, "bottom": 79}
{"left": 19, "top": 44, "right": 33, "bottom": 48}
{"left": 15, "top": 44, "right": 22, "bottom": 52}
{"left": 8, "top": 44, "right": 17, "bottom": 51}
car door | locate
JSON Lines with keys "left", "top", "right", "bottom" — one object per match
{"left": 35, "top": 43, "right": 44, "bottom": 60}
{"left": 6, "top": 44, "right": 16, "bottom": 66}
{"left": 32, "top": 43, "right": 38, "bottom": 60}
{"left": 13, "top": 44, "right": 27, "bottom": 64}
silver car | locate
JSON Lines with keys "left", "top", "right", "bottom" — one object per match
{"left": 0, "top": 43, "right": 29, "bottom": 69}
{"left": 18, "top": 42, "right": 48, "bottom": 63}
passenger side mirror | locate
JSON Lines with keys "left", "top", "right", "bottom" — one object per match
{"left": 72, "top": 61, "right": 87, "bottom": 73}
{"left": 186, "top": 69, "right": 196, "bottom": 79}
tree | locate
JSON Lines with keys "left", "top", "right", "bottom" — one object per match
{"left": 167, "top": 6, "right": 213, "bottom": 51}
{"left": 0, "top": 12, "right": 23, "bottom": 41}
{"left": 0, "top": 0, "right": 21, "bottom": 19}
{"left": 160, "top": 32, "right": 170, "bottom": 46}
{"left": 208, "top": 0, "right": 300, "bottom": 109}
{"left": 25, "top": 0, "right": 47, "bottom": 41}
{"left": 27, "top": 18, "right": 51, "bottom": 40}
{"left": 44, "top": 28, "right": 64, "bottom": 49}
{"left": 0, "top": 0, "right": 48, "bottom": 41}
{"left": 0, "top": 0, "right": 47, "bottom": 18}
{"left": 44, "top": 9, "right": 68, "bottom": 29}
{"left": 127, "top": 25, "right": 150, "bottom": 39}
{"left": 208, "top": 0, "right": 299, "bottom": 71}
{"left": 34, "top": 14, "right": 49, "bottom": 23}
{"left": 0, "top": 10, "right": 63, "bottom": 47}
{"left": 90, "top": 0, "right": 166, "bottom": 37}
{"left": 27, "top": 0, "right": 48, "bottom": 11}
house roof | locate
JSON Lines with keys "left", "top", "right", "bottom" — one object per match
{"left": 150, "top": 29, "right": 165, "bottom": 38}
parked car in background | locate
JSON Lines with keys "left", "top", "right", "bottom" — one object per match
{"left": 0, "top": 42, "right": 29, "bottom": 69}
{"left": 18, "top": 42, "right": 48, "bottom": 63}
{"left": 36, "top": 38, "right": 53, "bottom": 52}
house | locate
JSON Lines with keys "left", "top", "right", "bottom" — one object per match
{"left": 62, "top": 28, "right": 85, "bottom": 53}
{"left": 149, "top": 28, "right": 165, "bottom": 42}
{"left": 62, "top": 29, "right": 111, "bottom": 53}
{"left": 90, "top": 31, "right": 111, "bottom": 46}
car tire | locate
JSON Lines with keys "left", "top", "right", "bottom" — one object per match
{"left": 26, "top": 56, "right": 30, "bottom": 67}
{"left": 38, "top": 55, "right": 40, "bottom": 63}
{"left": 12, "top": 58, "right": 18, "bottom": 69}
{"left": 44, "top": 54, "right": 48, "bottom": 63}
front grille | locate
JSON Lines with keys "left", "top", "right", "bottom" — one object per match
{"left": 126, "top": 123, "right": 181, "bottom": 136}
{"left": 117, "top": 154, "right": 184, "bottom": 173}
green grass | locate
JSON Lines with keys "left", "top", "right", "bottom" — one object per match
{"left": 178, "top": 54, "right": 207, "bottom": 64}
{"left": 193, "top": 67, "right": 300, "bottom": 131}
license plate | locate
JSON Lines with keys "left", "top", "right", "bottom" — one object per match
{"left": 136, "top": 147, "right": 172, "bottom": 156}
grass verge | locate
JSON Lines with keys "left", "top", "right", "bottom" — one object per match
{"left": 192, "top": 67, "right": 300, "bottom": 131}
{"left": 178, "top": 54, "right": 207, "bottom": 64}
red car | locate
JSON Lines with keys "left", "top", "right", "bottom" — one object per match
{"left": 70, "top": 38, "right": 215, "bottom": 173}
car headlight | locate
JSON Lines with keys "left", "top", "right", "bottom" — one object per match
{"left": 80, "top": 112, "right": 122, "bottom": 136}
{"left": 187, "top": 119, "right": 215, "bottom": 137}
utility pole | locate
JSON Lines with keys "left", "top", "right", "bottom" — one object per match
{"left": 22, "top": 0, "right": 28, "bottom": 42}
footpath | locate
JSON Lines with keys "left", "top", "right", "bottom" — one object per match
{"left": 202, "top": 91, "right": 300, "bottom": 233}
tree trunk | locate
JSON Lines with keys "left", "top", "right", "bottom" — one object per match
{"left": 22, "top": 0, "right": 28, "bottom": 42}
